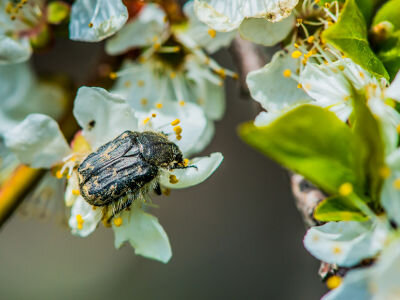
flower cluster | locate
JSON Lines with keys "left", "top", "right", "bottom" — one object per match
{"left": 2, "top": 0, "right": 400, "bottom": 296}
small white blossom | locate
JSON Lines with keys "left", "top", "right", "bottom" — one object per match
{"left": 69, "top": 0, "right": 128, "bottom": 42}
{"left": 107, "top": 2, "right": 236, "bottom": 125}
{"left": 304, "top": 219, "right": 389, "bottom": 268}
{"left": 194, "top": 0, "right": 298, "bottom": 31}
{"left": 323, "top": 237, "right": 400, "bottom": 300}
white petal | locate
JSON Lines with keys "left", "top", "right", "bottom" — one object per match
{"left": 0, "top": 36, "right": 31, "bottom": 64}
{"left": 368, "top": 97, "right": 400, "bottom": 154}
{"left": 73, "top": 86, "right": 138, "bottom": 150}
{"left": 189, "top": 121, "right": 215, "bottom": 154}
{"left": 160, "top": 152, "right": 223, "bottom": 189}
{"left": 182, "top": 1, "right": 236, "bottom": 53}
{"left": 65, "top": 173, "right": 80, "bottom": 207}
{"left": 247, "top": 50, "right": 310, "bottom": 112}
{"left": 69, "top": 0, "right": 128, "bottom": 42}
{"left": 381, "top": 150, "right": 400, "bottom": 225}
{"left": 185, "top": 57, "right": 226, "bottom": 120}
{"left": 112, "top": 208, "right": 172, "bottom": 263}
{"left": 300, "top": 61, "right": 352, "bottom": 107}
{"left": 69, "top": 197, "right": 102, "bottom": 237}
{"left": 0, "top": 62, "right": 34, "bottom": 132}
{"left": 106, "top": 4, "right": 169, "bottom": 55}
{"left": 239, "top": 13, "right": 294, "bottom": 46}
{"left": 304, "top": 220, "right": 388, "bottom": 267}
{"left": 4, "top": 114, "right": 70, "bottom": 168}
{"left": 136, "top": 100, "right": 208, "bottom": 156}
{"left": 111, "top": 60, "right": 165, "bottom": 111}
{"left": 386, "top": 70, "right": 400, "bottom": 101}
{"left": 322, "top": 268, "right": 371, "bottom": 300}
{"left": 194, "top": 0, "right": 299, "bottom": 32}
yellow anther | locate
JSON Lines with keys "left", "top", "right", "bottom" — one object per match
{"left": 170, "top": 72, "right": 176, "bottom": 79}
{"left": 302, "top": 58, "right": 308, "bottom": 65}
{"left": 137, "top": 80, "right": 145, "bottom": 87}
{"left": 379, "top": 166, "right": 391, "bottom": 179}
{"left": 339, "top": 183, "right": 353, "bottom": 196}
{"left": 173, "top": 126, "right": 182, "bottom": 135}
{"left": 179, "top": 100, "right": 185, "bottom": 106}
{"left": 171, "top": 119, "right": 180, "bottom": 126}
{"left": 333, "top": 246, "right": 342, "bottom": 254}
{"left": 152, "top": 113, "right": 157, "bottom": 118}
{"left": 324, "top": 3, "right": 330, "bottom": 8}
{"left": 88, "top": 22, "right": 93, "bottom": 28}
{"left": 76, "top": 214, "right": 84, "bottom": 230}
{"left": 297, "top": 83, "right": 303, "bottom": 89}
{"left": 155, "top": 102, "right": 163, "bottom": 109}
{"left": 153, "top": 43, "right": 161, "bottom": 50}
{"left": 163, "top": 15, "right": 168, "bottom": 23}
{"left": 216, "top": 68, "right": 226, "bottom": 79}
{"left": 208, "top": 28, "right": 216, "bottom": 38}
{"left": 183, "top": 158, "right": 189, "bottom": 167}
{"left": 343, "top": 95, "right": 350, "bottom": 101}
{"left": 143, "top": 117, "right": 151, "bottom": 125}
{"left": 232, "top": 73, "right": 239, "bottom": 80}
{"left": 326, "top": 276, "right": 342, "bottom": 290}
{"left": 140, "top": 98, "right": 148, "bottom": 106}
{"left": 315, "top": 0, "right": 320, "bottom": 3}
{"left": 176, "top": 135, "right": 182, "bottom": 141}
{"left": 292, "top": 50, "right": 302, "bottom": 59}
{"left": 393, "top": 178, "right": 400, "bottom": 190}
{"left": 296, "top": 18, "right": 303, "bottom": 24}
{"left": 109, "top": 72, "right": 117, "bottom": 80}
{"left": 169, "top": 174, "right": 179, "bottom": 184}
{"left": 294, "top": 43, "right": 300, "bottom": 48}
{"left": 56, "top": 170, "right": 63, "bottom": 179}
{"left": 338, "top": 65, "right": 345, "bottom": 71}
{"left": 163, "top": 188, "right": 171, "bottom": 196}
{"left": 307, "top": 36, "right": 315, "bottom": 43}
{"left": 359, "top": 72, "right": 365, "bottom": 79}
{"left": 283, "top": 69, "right": 291, "bottom": 78}
{"left": 72, "top": 189, "right": 80, "bottom": 196}
{"left": 113, "top": 217, "right": 123, "bottom": 227}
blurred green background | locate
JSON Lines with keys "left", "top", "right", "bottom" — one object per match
{"left": 0, "top": 34, "right": 325, "bottom": 299}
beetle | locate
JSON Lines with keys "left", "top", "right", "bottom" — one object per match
{"left": 77, "top": 130, "right": 189, "bottom": 218}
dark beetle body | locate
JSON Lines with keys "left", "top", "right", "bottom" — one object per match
{"left": 77, "top": 131, "right": 184, "bottom": 207}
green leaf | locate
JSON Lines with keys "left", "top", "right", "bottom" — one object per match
{"left": 352, "top": 91, "right": 385, "bottom": 203}
{"left": 238, "top": 105, "right": 366, "bottom": 195}
{"left": 373, "top": 0, "right": 400, "bottom": 30}
{"left": 322, "top": 0, "right": 389, "bottom": 80}
{"left": 47, "top": 1, "right": 70, "bottom": 25}
{"left": 314, "top": 196, "right": 368, "bottom": 222}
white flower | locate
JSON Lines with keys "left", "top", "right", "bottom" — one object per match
{"left": 248, "top": 46, "right": 400, "bottom": 138}
{"left": 4, "top": 86, "right": 223, "bottom": 263}
{"left": 194, "top": 0, "right": 298, "bottom": 31}
{"left": 0, "top": 62, "right": 66, "bottom": 183}
{"left": 323, "top": 237, "right": 400, "bottom": 300}
{"left": 0, "top": 0, "right": 47, "bottom": 64}
{"left": 106, "top": 2, "right": 236, "bottom": 123}
{"left": 69, "top": 0, "right": 128, "bottom": 42}
{"left": 304, "top": 219, "right": 389, "bottom": 268}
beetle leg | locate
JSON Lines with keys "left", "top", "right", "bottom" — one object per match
{"left": 107, "top": 197, "right": 133, "bottom": 222}
{"left": 154, "top": 182, "right": 162, "bottom": 195}
{"left": 173, "top": 164, "right": 198, "bottom": 170}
